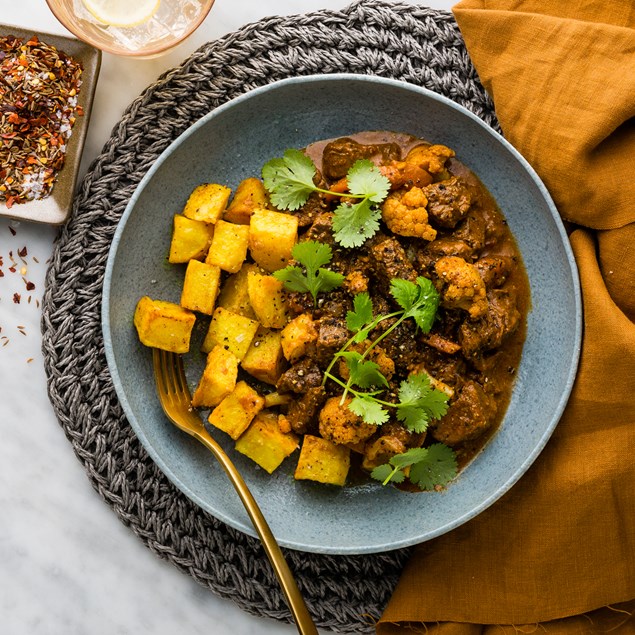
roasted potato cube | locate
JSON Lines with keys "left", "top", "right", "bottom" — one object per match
{"left": 248, "top": 209, "right": 298, "bottom": 272}
{"left": 247, "top": 270, "right": 288, "bottom": 328}
{"left": 216, "top": 263, "right": 258, "bottom": 319}
{"left": 201, "top": 306, "right": 259, "bottom": 360}
{"left": 241, "top": 327, "right": 286, "bottom": 385}
{"left": 183, "top": 183, "right": 231, "bottom": 223}
{"left": 168, "top": 214, "right": 214, "bottom": 263}
{"left": 205, "top": 220, "right": 250, "bottom": 273}
{"left": 208, "top": 381, "right": 265, "bottom": 440}
{"left": 133, "top": 296, "right": 195, "bottom": 354}
{"left": 223, "top": 178, "right": 269, "bottom": 225}
{"left": 235, "top": 411, "right": 299, "bottom": 474}
{"left": 294, "top": 435, "right": 350, "bottom": 486}
{"left": 191, "top": 345, "right": 238, "bottom": 408}
{"left": 281, "top": 313, "right": 318, "bottom": 363}
{"left": 180, "top": 260, "right": 221, "bottom": 315}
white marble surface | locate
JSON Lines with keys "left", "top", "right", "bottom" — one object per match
{"left": 1, "top": 1, "right": 454, "bottom": 633}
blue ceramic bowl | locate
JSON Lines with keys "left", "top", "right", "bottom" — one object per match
{"left": 102, "top": 74, "right": 581, "bottom": 554}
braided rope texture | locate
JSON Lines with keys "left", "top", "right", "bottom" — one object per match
{"left": 41, "top": 1, "right": 498, "bottom": 632}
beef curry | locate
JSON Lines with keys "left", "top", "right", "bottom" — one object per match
{"left": 275, "top": 131, "right": 529, "bottom": 474}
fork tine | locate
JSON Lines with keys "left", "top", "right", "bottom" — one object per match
{"left": 152, "top": 348, "right": 167, "bottom": 399}
{"left": 172, "top": 352, "right": 190, "bottom": 398}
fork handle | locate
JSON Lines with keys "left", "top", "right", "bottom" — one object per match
{"left": 193, "top": 429, "right": 319, "bottom": 635}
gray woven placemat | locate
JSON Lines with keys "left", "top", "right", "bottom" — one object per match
{"left": 41, "top": 1, "right": 498, "bottom": 632}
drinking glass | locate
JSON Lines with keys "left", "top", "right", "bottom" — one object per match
{"left": 45, "top": 0, "right": 215, "bottom": 57}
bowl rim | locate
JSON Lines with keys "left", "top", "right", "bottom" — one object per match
{"left": 102, "top": 73, "right": 582, "bottom": 554}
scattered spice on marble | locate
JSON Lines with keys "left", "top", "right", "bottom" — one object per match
{"left": 0, "top": 34, "right": 84, "bottom": 208}
{"left": 1, "top": 222, "right": 42, "bottom": 350}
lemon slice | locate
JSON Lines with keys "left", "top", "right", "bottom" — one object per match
{"left": 81, "top": 0, "right": 160, "bottom": 27}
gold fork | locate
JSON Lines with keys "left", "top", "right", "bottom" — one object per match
{"left": 152, "top": 348, "right": 318, "bottom": 635}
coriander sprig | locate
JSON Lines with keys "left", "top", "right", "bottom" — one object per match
{"left": 370, "top": 444, "right": 458, "bottom": 490}
{"left": 262, "top": 150, "right": 390, "bottom": 248}
{"left": 336, "top": 276, "right": 441, "bottom": 402}
{"left": 273, "top": 240, "right": 344, "bottom": 306}
{"left": 321, "top": 276, "right": 449, "bottom": 431}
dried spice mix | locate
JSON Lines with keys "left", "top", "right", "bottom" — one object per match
{"left": 0, "top": 35, "right": 83, "bottom": 208}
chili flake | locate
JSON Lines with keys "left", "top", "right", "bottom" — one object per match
{"left": 1, "top": 35, "right": 83, "bottom": 208}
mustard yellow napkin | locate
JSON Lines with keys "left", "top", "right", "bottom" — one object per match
{"left": 377, "top": 1, "right": 635, "bottom": 632}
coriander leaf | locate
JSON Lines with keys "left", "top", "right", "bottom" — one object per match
{"left": 408, "top": 277, "right": 440, "bottom": 332}
{"left": 398, "top": 372, "right": 432, "bottom": 404}
{"left": 408, "top": 443, "right": 458, "bottom": 490}
{"left": 262, "top": 149, "right": 317, "bottom": 211}
{"left": 273, "top": 265, "right": 311, "bottom": 293}
{"left": 421, "top": 388, "right": 451, "bottom": 420}
{"left": 396, "top": 373, "right": 449, "bottom": 433}
{"left": 390, "top": 278, "right": 420, "bottom": 313}
{"left": 314, "top": 268, "right": 346, "bottom": 294}
{"left": 346, "top": 159, "right": 391, "bottom": 203}
{"left": 389, "top": 447, "right": 430, "bottom": 469}
{"left": 397, "top": 405, "right": 431, "bottom": 434}
{"left": 273, "top": 239, "right": 344, "bottom": 305}
{"left": 371, "top": 464, "right": 406, "bottom": 485}
{"left": 332, "top": 198, "right": 382, "bottom": 248}
{"left": 340, "top": 352, "right": 389, "bottom": 389}
{"left": 291, "top": 240, "right": 333, "bottom": 270}
{"left": 389, "top": 276, "right": 440, "bottom": 333}
{"left": 348, "top": 394, "right": 389, "bottom": 426}
{"left": 346, "top": 292, "right": 374, "bottom": 334}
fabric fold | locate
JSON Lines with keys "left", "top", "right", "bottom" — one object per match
{"left": 378, "top": 1, "right": 635, "bottom": 632}
{"left": 451, "top": 0, "right": 635, "bottom": 230}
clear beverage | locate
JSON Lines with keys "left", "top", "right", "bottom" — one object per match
{"left": 47, "top": 0, "right": 214, "bottom": 57}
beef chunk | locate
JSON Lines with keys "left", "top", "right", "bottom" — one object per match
{"left": 431, "top": 380, "right": 496, "bottom": 446}
{"left": 459, "top": 288, "right": 521, "bottom": 357}
{"left": 316, "top": 316, "right": 349, "bottom": 365}
{"left": 413, "top": 345, "right": 467, "bottom": 387}
{"left": 421, "top": 333, "right": 461, "bottom": 355}
{"left": 453, "top": 210, "right": 486, "bottom": 251}
{"left": 322, "top": 137, "right": 401, "bottom": 181}
{"left": 424, "top": 177, "right": 474, "bottom": 229}
{"left": 304, "top": 211, "right": 335, "bottom": 245}
{"left": 362, "top": 422, "right": 424, "bottom": 470}
{"left": 475, "top": 256, "right": 513, "bottom": 288}
{"left": 416, "top": 237, "right": 475, "bottom": 274}
{"left": 286, "top": 386, "right": 326, "bottom": 435}
{"left": 373, "top": 319, "right": 420, "bottom": 372}
{"left": 368, "top": 234, "right": 418, "bottom": 292}
{"left": 481, "top": 207, "right": 508, "bottom": 247}
{"left": 294, "top": 191, "right": 330, "bottom": 227}
{"left": 314, "top": 289, "right": 352, "bottom": 320}
{"left": 276, "top": 357, "right": 323, "bottom": 394}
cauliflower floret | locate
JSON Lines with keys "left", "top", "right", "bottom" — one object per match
{"left": 343, "top": 268, "right": 369, "bottom": 295}
{"left": 405, "top": 144, "right": 455, "bottom": 175}
{"left": 381, "top": 187, "right": 437, "bottom": 241}
{"left": 434, "top": 255, "right": 488, "bottom": 318}
{"left": 319, "top": 397, "right": 377, "bottom": 446}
